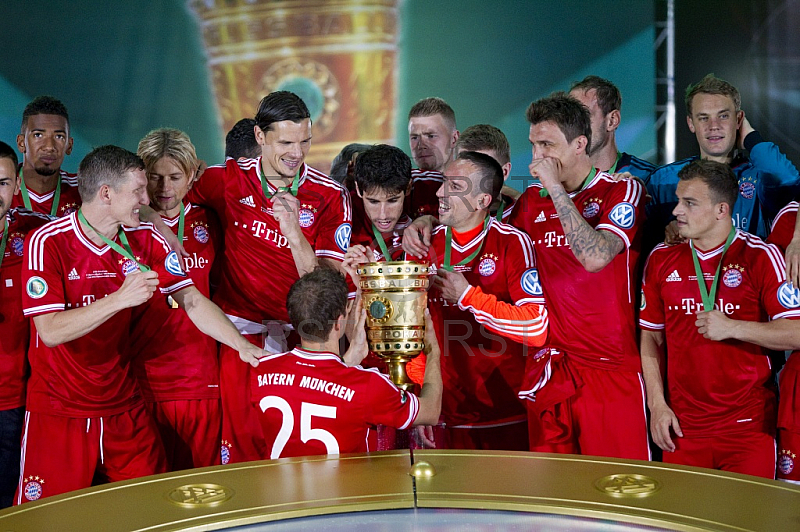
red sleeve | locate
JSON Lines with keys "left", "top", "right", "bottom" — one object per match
{"left": 314, "top": 186, "right": 352, "bottom": 262}
{"left": 639, "top": 247, "right": 666, "bottom": 330}
{"left": 458, "top": 287, "right": 547, "bottom": 347}
{"left": 767, "top": 202, "right": 798, "bottom": 251}
{"left": 187, "top": 163, "right": 227, "bottom": 212}
{"left": 756, "top": 242, "right": 800, "bottom": 321}
{"left": 596, "top": 177, "right": 646, "bottom": 249}
{"left": 22, "top": 227, "right": 66, "bottom": 316}
{"left": 363, "top": 370, "right": 419, "bottom": 430}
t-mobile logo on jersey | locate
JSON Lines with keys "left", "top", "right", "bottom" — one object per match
{"left": 542, "top": 231, "right": 570, "bottom": 248}
{"left": 672, "top": 298, "right": 740, "bottom": 315}
{"left": 183, "top": 253, "right": 209, "bottom": 272}
{"left": 251, "top": 221, "right": 290, "bottom": 249}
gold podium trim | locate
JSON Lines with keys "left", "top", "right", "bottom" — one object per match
{"left": 1, "top": 450, "right": 799, "bottom": 531}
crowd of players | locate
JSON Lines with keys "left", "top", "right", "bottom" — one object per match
{"left": 2, "top": 72, "right": 800, "bottom": 506}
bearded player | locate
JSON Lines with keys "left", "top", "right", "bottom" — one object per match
{"left": 187, "top": 91, "right": 352, "bottom": 463}
{"left": 131, "top": 129, "right": 223, "bottom": 470}
{"left": 0, "top": 142, "right": 51, "bottom": 508}
{"left": 17, "top": 146, "right": 263, "bottom": 503}
{"left": 640, "top": 159, "right": 800, "bottom": 478}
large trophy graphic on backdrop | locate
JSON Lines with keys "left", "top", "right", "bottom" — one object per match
{"left": 188, "top": 0, "right": 398, "bottom": 172}
{"left": 358, "top": 262, "right": 429, "bottom": 391}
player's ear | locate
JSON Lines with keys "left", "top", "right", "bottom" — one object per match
{"left": 254, "top": 124, "right": 266, "bottom": 146}
{"left": 607, "top": 110, "right": 621, "bottom": 131}
{"left": 501, "top": 162, "right": 511, "bottom": 181}
{"left": 355, "top": 183, "right": 363, "bottom": 198}
{"left": 574, "top": 135, "right": 588, "bottom": 155}
{"left": 717, "top": 201, "right": 730, "bottom": 219}
{"left": 687, "top": 115, "right": 696, "bottom": 134}
{"left": 404, "top": 180, "right": 413, "bottom": 197}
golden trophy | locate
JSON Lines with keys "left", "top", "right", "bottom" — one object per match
{"left": 187, "top": 0, "right": 398, "bottom": 173}
{"left": 358, "top": 261, "right": 429, "bottom": 391}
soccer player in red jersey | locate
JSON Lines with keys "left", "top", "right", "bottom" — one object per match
{"left": 17, "top": 146, "right": 263, "bottom": 503}
{"left": 767, "top": 201, "right": 800, "bottom": 482}
{"left": 251, "top": 267, "right": 442, "bottom": 458}
{"left": 187, "top": 91, "right": 352, "bottom": 463}
{"left": 13, "top": 96, "right": 81, "bottom": 217}
{"left": 506, "top": 93, "right": 649, "bottom": 459}
{"left": 420, "top": 151, "right": 548, "bottom": 450}
{"left": 407, "top": 98, "right": 459, "bottom": 218}
{"left": 130, "top": 129, "right": 223, "bottom": 470}
{"left": 641, "top": 160, "right": 800, "bottom": 478}
{"left": 0, "top": 142, "right": 51, "bottom": 508}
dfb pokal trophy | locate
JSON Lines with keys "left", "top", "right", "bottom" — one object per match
{"left": 358, "top": 261, "right": 429, "bottom": 391}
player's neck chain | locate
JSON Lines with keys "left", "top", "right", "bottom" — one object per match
{"left": 259, "top": 164, "right": 300, "bottom": 199}
{"left": 0, "top": 217, "right": 9, "bottom": 271}
{"left": 441, "top": 216, "right": 489, "bottom": 272}
{"left": 77, "top": 209, "right": 150, "bottom": 273}
{"left": 19, "top": 166, "right": 61, "bottom": 217}
{"left": 690, "top": 225, "right": 736, "bottom": 312}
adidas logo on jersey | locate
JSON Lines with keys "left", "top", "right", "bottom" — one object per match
{"left": 239, "top": 195, "right": 256, "bottom": 208}
{"left": 535, "top": 211, "right": 547, "bottom": 223}
{"left": 666, "top": 269, "right": 682, "bottom": 282}
{"left": 68, "top": 268, "right": 80, "bottom": 281}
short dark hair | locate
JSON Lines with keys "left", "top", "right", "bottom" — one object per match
{"left": 678, "top": 159, "right": 738, "bottom": 210}
{"left": 526, "top": 92, "right": 592, "bottom": 153}
{"left": 457, "top": 150, "right": 504, "bottom": 203}
{"left": 78, "top": 146, "right": 145, "bottom": 202}
{"left": 685, "top": 74, "right": 741, "bottom": 116}
{"left": 287, "top": 267, "right": 349, "bottom": 343}
{"left": 21, "top": 96, "right": 70, "bottom": 132}
{"left": 330, "top": 143, "right": 371, "bottom": 184}
{"left": 408, "top": 97, "right": 456, "bottom": 130}
{"left": 354, "top": 144, "right": 412, "bottom": 196}
{"left": 0, "top": 140, "right": 19, "bottom": 168}
{"left": 255, "top": 91, "right": 311, "bottom": 133}
{"left": 570, "top": 75, "right": 622, "bottom": 116}
{"left": 455, "top": 124, "right": 510, "bottom": 165}
{"left": 225, "top": 118, "right": 261, "bottom": 159}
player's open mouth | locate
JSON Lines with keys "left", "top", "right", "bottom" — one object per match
{"left": 438, "top": 201, "right": 450, "bottom": 214}
{"left": 374, "top": 220, "right": 394, "bottom": 231}
{"left": 282, "top": 159, "right": 300, "bottom": 169}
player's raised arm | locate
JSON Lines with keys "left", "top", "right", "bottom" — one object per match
{"left": 413, "top": 309, "right": 442, "bottom": 426}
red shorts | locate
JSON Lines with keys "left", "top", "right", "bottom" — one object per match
{"left": 527, "top": 363, "right": 650, "bottom": 460}
{"left": 663, "top": 431, "right": 775, "bottom": 479}
{"left": 220, "top": 335, "right": 266, "bottom": 464}
{"left": 146, "top": 399, "right": 221, "bottom": 470}
{"left": 16, "top": 405, "right": 166, "bottom": 504}
{"left": 777, "top": 428, "right": 800, "bottom": 483}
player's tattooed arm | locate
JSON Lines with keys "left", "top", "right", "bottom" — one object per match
{"left": 549, "top": 186, "right": 624, "bottom": 272}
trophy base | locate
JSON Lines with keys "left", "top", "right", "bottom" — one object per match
{"left": 386, "top": 357, "right": 418, "bottom": 391}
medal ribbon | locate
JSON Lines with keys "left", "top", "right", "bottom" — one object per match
{"left": 371, "top": 223, "right": 393, "bottom": 260}
{"left": 19, "top": 167, "right": 61, "bottom": 217}
{"left": 690, "top": 226, "right": 736, "bottom": 312}
{"left": 441, "top": 216, "right": 489, "bottom": 272}
{"left": 259, "top": 163, "right": 299, "bottom": 199}
{"left": 77, "top": 210, "right": 150, "bottom": 272}
{"left": 177, "top": 202, "right": 185, "bottom": 243}
{"left": 0, "top": 217, "right": 8, "bottom": 271}
{"left": 495, "top": 198, "right": 505, "bottom": 222}
{"left": 608, "top": 151, "right": 623, "bottom": 174}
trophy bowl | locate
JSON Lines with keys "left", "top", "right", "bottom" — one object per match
{"left": 357, "top": 261, "right": 430, "bottom": 390}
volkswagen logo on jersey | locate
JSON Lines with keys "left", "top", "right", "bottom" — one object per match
{"left": 609, "top": 202, "right": 635, "bottom": 229}
{"left": 11, "top": 236, "right": 24, "bottom": 256}
{"left": 193, "top": 225, "right": 209, "bottom": 244}
{"left": 335, "top": 223, "right": 352, "bottom": 252}
{"left": 521, "top": 268, "right": 542, "bottom": 296}
{"left": 298, "top": 208, "right": 315, "bottom": 228}
{"left": 165, "top": 251, "right": 187, "bottom": 277}
{"left": 739, "top": 180, "right": 755, "bottom": 200}
{"left": 121, "top": 259, "right": 139, "bottom": 276}
{"left": 26, "top": 276, "right": 48, "bottom": 299}
{"left": 582, "top": 201, "right": 600, "bottom": 219}
{"left": 23, "top": 476, "right": 43, "bottom": 501}
{"left": 478, "top": 255, "right": 497, "bottom": 276}
{"left": 778, "top": 281, "right": 800, "bottom": 309}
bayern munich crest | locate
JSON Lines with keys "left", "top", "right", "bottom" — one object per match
{"left": 478, "top": 254, "right": 497, "bottom": 276}
{"left": 193, "top": 223, "right": 209, "bottom": 244}
{"left": 722, "top": 264, "right": 744, "bottom": 288}
{"left": 23, "top": 476, "right": 44, "bottom": 501}
{"left": 298, "top": 204, "right": 317, "bottom": 228}
{"left": 120, "top": 258, "right": 139, "bottom": 276}
{"left": 60, "top": 202, "right": 79, "bottom": 216}
{"left": 739, "top": 178, "right": 756, "bottom": 200}
{"left": 779, "top": 449, "right": 796, "bottom": 475}
{"left": 220, "top": 440, "right": 232, "bottom": 465}
{"left": 11, "top": 235, "right": 24, "bottom": 256}
{"left": 582, "top": 198, "right": 601, "bottom": 219}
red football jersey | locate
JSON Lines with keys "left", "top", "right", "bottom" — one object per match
{"left": 407, "top": 169, "right": 443, "bottom": 219}
{"left": 640, "top": 230, "right": 800, "bottom": 436}
{"left": 129, "top": 202, "right": 220, "bottom": 401}
{"left": 508, "top": 172, "right": 645, "bottom": 371}
{"left": 427, "top": 217, "right": 544, "bottom": 426}
{"left": 22, "top": 213, "right": 194, "bottom": 416}
{"left": 188, "top": 157, "right": 351, "bottom": 324}
{"left": 0, "top": 208, "right": 51, "bottom": 409}
{"left": 250, "top": 348, "right": 419, "bottom": 458}
{"left": 768, "top": 201, "right": 798, "bottom": 251}
{"left": 12, "top": 170, "right": 81, "bottom": 217}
